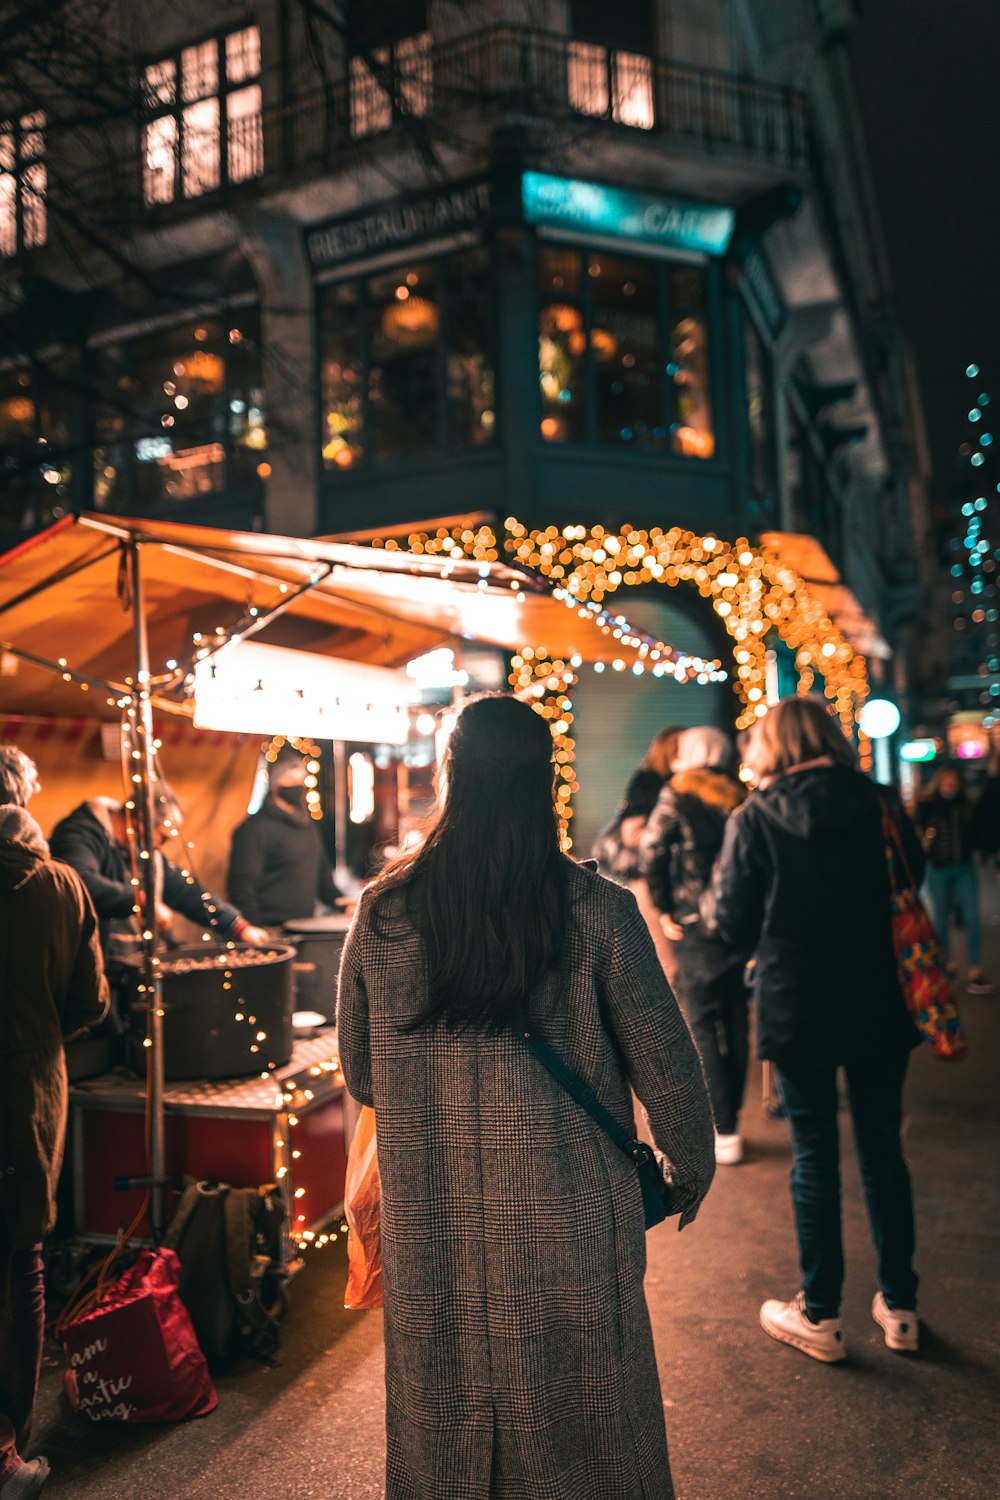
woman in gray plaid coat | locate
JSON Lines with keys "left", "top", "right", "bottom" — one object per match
{"left": 338, "top": 695, "right": 715, "bottom": 1500}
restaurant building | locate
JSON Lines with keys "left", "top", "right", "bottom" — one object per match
{"left": 0, "top": 0, "right": 933, "bottom": 841}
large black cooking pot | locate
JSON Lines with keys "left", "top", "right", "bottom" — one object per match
{"left": 283, "top": 915, "right": 352, "bottom": 1023}
{"left": 127, "top": 943, "right": 296, "bottom": 1081}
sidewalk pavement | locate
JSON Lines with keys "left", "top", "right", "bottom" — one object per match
{"left": 31, "top": 907, "right": 1000, "bottom": 1499}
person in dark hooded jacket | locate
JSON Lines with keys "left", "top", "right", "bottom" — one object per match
{"left": 712, "top": 696, "right": 923, "bottom": 1366}
{"left": 0, "top": 746, "right": 108, "bottom": 1498}
{"left": 227, "top": 745, "right": 342, "bottom": 927}
{"left": 639, "top": 726, "right": 749, "bottom": 1164}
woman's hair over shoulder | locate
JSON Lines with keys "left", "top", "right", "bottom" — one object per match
{"left": 743, "top": 695, "right": 856, "bottom": 782}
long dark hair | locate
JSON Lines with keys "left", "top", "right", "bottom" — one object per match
{"left": 372, "top": 693, "right": 569, "bottom": 1030}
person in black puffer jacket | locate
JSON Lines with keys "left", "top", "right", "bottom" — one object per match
{"left": 639, "top": 726, "right": 749, "bottom": 1165}
{"left": 712, "top": 695, "right": 924, "bottom": 1366}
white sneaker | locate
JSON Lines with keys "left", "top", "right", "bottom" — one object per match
{"left": 872, "top": 1290, "right": 918, "bottom": 1352}
{"left": 714, "top": 1132, "right": 744, "bottom": 1165}
{"left": 760, "top": 1292, "right": 846, "bottom": 1363}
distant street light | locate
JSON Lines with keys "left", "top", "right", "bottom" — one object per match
{"left": 860, "top": 698, "right": 901, "bottom": 740}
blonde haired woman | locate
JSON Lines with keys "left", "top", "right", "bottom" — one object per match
{"left": 713, "top": 697, "right": 924, "bottom": 1362}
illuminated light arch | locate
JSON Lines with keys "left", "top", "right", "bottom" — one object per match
{"left": 374, "top": 519, "right": 871, "bottom": 845}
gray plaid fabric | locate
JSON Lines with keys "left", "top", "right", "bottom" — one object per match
{"left": 337, "top": 861, "right": 715, "bottom": 1500}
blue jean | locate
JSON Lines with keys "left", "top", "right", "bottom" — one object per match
{"left": 925, "top": 862, "right": 982, "bottom": 966}
{"left": 775, "top": 1053, "right": 917, "bottom": 1322}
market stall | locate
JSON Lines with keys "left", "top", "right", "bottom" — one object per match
{"left": 0, "top": 511, "right": 687, "bottom": 1259}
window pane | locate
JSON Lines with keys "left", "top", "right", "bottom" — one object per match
{"left": 568, "top": 41, "right": 609, "bottom": 119}
{"left": 670, "top": 265, "right": 705, "bottom": 310}
{"left": 396, "top": 32, "right": 432, "bottom": 116}
{"left": 0, "top": 130, "right": 14, "bottom": 172}
{"left": 131, "top": 319, "right": 228, "bottom": 505}
{"left": 144, "top": 115, "right": 177, "bottom": 204}
{"left": 228, "top": 85, "right": 263, "bottom": 182}
{"left": 20, "top": 112, "right": 44, "bottom": 160}
{"left": 670, "top": 312, "right": 714, "bottom": 459}
{"left": 226, "top": 26, "right": 261, "bottom": 85}
{"left": 538, "top": 247, "right": 585, "bottom": 443}
{"left": 22, "top": 161, "right": 45, "bottom": 248}
{"left": 612, "top": 52, "right": 654, "bottom": 129}
{"left": 745, "top": 318, "right": 776, "bottom": 508}
{"left": 590, "top": 255, "right": 661, "bottom": 449}
{"left": 0, "top": 170, "right": 16, "bottom": 256}
{"left": 349, "top": 52, "right": 392, "bottom": 138}
{"left": 226, "top": 315, "right": 267, "bottom": 482}
{"left": 143, "top": 59, "right": 176, "bottom": 108}
{"left": 182, "top": 97, "right": 220, "bottom": 197}
{"left": 321, "top": 281, "right": 365, "bottom": 472}
{"left": 182, "top": 39, "right": 218, "bottom": 102}
{"left": 444, "top": 249, "right": 494, "bottom": 446}
{"left": 368, "top": 261, "right": 439, "bottom": 460}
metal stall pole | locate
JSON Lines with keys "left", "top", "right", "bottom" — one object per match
{"left": 128, "top": 539, "right": 167, "bottom": 1235}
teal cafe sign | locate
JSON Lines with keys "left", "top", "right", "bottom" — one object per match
{"left": 521, "top": 171, "right": 735, "bottom": 258}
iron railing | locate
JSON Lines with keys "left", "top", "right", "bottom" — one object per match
{"left": 286, "top": 25, "right": 811, "bottom": 174}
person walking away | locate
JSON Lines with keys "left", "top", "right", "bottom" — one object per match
{"left": 338, "top": 694, "right": 715, "bottom": 1500}
{"left": 915, "top": 763, "right": 994, "bottom": 994}
{"left": 592, "top": 726, "right": 681, "bottom": 980}
{"left": 227, "top": 745, "right": 343, "bottom": 927}
{"left": 639, "top": 726, "right": 750, "bottom": 1166}
{"left": 712, "top": 697, "right": 923, "bottom": 1363}
{"left": 0, "top": 747, "right": 109, "bottom": 1497}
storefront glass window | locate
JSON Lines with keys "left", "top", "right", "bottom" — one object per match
{"left": 538, "top": 247, "right": 586, "bottom": 444}
{"left": 368, "top": 260, "right": 439, "bottom": 460}
{"left": 320, "top": 281, "right": 364, "bottom": 472}
{"left": 668, "top": 267, "right": 714, "bottom": 459}
{"left": 538, "top": 247, "right": 715, "bottom": 459}
{"left": 444, "top": 249, "right": 494, "bottom": 446}
{"left": 319, "top": 247, "right": 495, "bottom": 471}
{"left": 92, "top": 310, "right": 265, "bottom": 508}
{"left": 744, "top": 316, "right": 777, "bottom": 510}
{"left": 0, "top": 356, "right": 75, "bottom": 529}
{"left": 590, "top": 254, "right": 661, "bottom": 450}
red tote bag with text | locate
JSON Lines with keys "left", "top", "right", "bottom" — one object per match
{"left": 61, "top": 1248, "right": 217, "bottom": 1423}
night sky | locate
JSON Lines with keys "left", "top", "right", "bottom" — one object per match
{"left": 851, "top": 0, "right": 1000, "bottom": 514}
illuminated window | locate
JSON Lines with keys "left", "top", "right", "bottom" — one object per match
{"left": 348, "top": 1, "right": 431, "bottom": 139}
{"left": 568, "top": 1, "right": 654, "bottom": 130}
{"left": 538, "top": 247, "right": 715, "bottom": 459}
{"left": 668, "top": 267, "right": 714, "bottom": 459}
{"left": 92, "top": 312, "right": 266, "bottom": 509}
{"left": 0, "top": 356, "right": 76, "bottom": 530}
{"left": 142, "top": 27, "right": 262, "bottom": 206}
{"left": 0, "top": 112, "right": 46, "bottom": 256}
{"left": 319, "top": 248, "right": 494, "bottom": 470}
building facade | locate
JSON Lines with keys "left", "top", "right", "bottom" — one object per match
{"left": 0, "top": 0, "right": 934, "bottom": 833}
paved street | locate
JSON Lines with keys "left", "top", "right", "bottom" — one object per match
{"left": 33, "top": 907, "right": 1000, "bottom": 1500}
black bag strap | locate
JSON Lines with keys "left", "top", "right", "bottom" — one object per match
{"left": 161, "top": 1181, "right": 204, "bottom": 1251}
{"left": 514, "top": 1027, "right": 645, "bottom": 1165}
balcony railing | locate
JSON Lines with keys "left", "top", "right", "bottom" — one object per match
{"left": 287, "top": 25, "right": 811, "bottom": 174}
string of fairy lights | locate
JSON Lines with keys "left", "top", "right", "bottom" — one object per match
{"left": 948, "top": 362, "right": 1000, "bottom": 707}
{"left": 371, "top": 517, "right": 868, "bottom": 844}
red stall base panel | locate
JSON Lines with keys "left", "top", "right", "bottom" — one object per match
{"left": 71, "top": 1036, "right": 349, "bottom": 1243}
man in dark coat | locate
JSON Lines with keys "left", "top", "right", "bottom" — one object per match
{"left": 227, "top": 747, "right": 342, "bottom": 927}
{"left": 49, "top": 792, "right": 269, "bottom": 987}
{"left": 0, "top": 757, "right": 109, "bottom": 1497}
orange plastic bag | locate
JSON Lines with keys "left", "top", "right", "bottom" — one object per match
{"left": 344, "top": 1105, "right": 383, "bottom": 1309}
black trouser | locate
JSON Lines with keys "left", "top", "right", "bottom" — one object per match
{"left": 673, "top": 956, "right": 750, "bottom": 1136}
{"left": 775, "top": 1050, "right": 918, "bottom": 1321}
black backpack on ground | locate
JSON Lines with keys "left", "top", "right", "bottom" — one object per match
{"left": 163, "top": 1180, "right": 287, "bottom": 1367}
